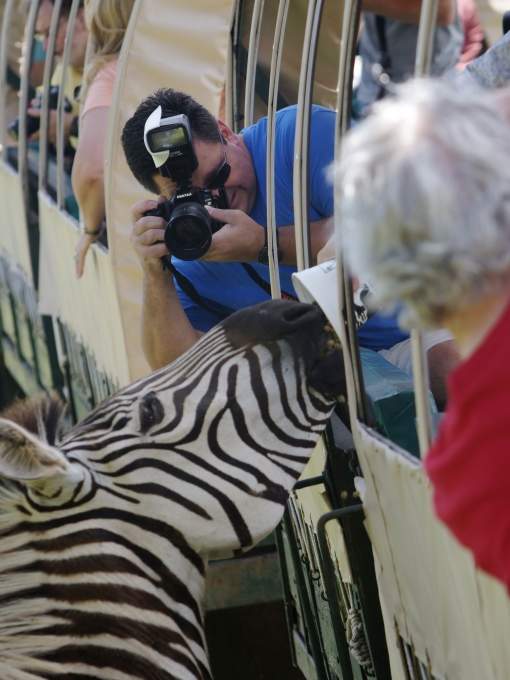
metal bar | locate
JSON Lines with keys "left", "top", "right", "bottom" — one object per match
{"left": 293, "top": 0, "right": 324, "bottom": 271}
{"left": 38, "top": 0, "right": 63, "bottom": 192}
{"left": 274, "top": 524, "right": 299, "bottom": 670}
{"left": 410, "top": 328, "right": 433, "bottom": 454}
{"left": 0, "top": 0, "right": 15, "bottom": 158}
{"left": 56, "top": 0, "right": 81, "bottom": 209}
{"left": 408, "top": 0, "right": 439, "bottom": 454}
{"left": 283, "top": 511, "right": 330, "bottom": 680}
{"left": 17, "top": 0, "right": 41, "bottom": 190}
{"left": 294, "top": 474, "right": 324, "bottom": 491}
{"left": 226, "top": 0, "right": 241, "bottom": 131}
{"left": 334, "top": 1, "right": 369, "bottom": 424}
{"left": 415, "top": 0, "right": 439, "bottom": 77}
{"left": 316, "top": 505, "right": 362, "bottom": 680}
{"left": 336, "top": 0, "right": 361, "bottom": 139}
{"left": 265, "top": 0, "right": 288, "bottom": 299}
{"left": 396, "top": 629, "right": 414, "bottom": 680}
{"left": 243, "top": 0, "right": 264, "bottom": 128}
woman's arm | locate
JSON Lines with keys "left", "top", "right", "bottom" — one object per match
{"left": 71, "top": 106, "right": 109, "bottom": 277}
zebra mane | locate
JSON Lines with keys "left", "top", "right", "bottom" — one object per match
{"left": 0, "top": 393, "right": 67, "bottom": 446}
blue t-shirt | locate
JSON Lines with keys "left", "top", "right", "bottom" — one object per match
{"left": 173, "top": 105, "right": 408, "bottom": 350}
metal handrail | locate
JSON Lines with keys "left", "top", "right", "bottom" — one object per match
{"left": 17, "top": 0, "right": 41, "bottom": 195}
{"left": 316, "top": 505, "right": 364, "bottom": 680}
{"left": 56, "top": 0, "right": 81, "bottom": 211}
{"left": 336, "top": 1, "right": 360, "bottom": 140}
{"left": 226, "top": 0, "right": 242, "bottom": 131}
{"left": 0, "top": 0, "right": 15, "bottom": 158}
{"left": 334, "top": 1, "right": 368, "bottom": 424}
{"left": 265, "top": 0, "right": 288, "bottom": 299}
{"left": 292, "top": 0, "right": 324, "bottom": 272}
{"left": 415, "top": 0, "right": 440, "bottom": 77}
{"left": 38, "top": 0, "right": 63, "bottom": 193}
{"left": 410, "top": 0, "right": 440, "bottom": 454}
{"left": 283, "top": 510, "right": 330, "bottom": 680}
{"left": 243, "top": 0, "right": 264, "bottom": 129}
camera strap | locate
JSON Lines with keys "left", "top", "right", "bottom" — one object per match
{"left": 166, "top": 259, "right": 297, "bottom": 323}
{"left": 166, "top": 260, "right": 234, "bottom": 320}
{"left": 241, "top": 263, "right": 297, "bottom": 301}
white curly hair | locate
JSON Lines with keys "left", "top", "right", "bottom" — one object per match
{"left": 335, "top": 78, "right": 510, "bottom": 328}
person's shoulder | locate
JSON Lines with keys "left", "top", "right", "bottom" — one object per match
{"left": 311, "top": 104, "right": 336, "bottom": 119}
{"left": 95, "top": 59, "right": 118, "bottom": 83}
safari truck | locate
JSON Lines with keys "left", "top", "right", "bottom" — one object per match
{"left": 0, "top": 1, "right": 508, "bottom": 679}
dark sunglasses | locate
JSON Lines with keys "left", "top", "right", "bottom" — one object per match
{"left": 206, "top": 144, "right": 231, "bottom": 190}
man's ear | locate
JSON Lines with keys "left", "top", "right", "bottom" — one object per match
{"left": 0, "top": 418, "right": 69, "bottom": 482}
{"left": 218, "top": 119, "right": 235, "bottom": 142}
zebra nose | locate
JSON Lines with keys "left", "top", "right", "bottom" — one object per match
{"left": 281, "top": 302, "right": 321, "bottom": 327}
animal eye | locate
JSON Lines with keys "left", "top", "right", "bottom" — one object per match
{"left": 139, "top": 392, "right": 164, "bottom": 434}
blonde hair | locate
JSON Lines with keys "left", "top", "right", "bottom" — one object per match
{"left": 81, "top": 0, "right": 135, "bottom": 103}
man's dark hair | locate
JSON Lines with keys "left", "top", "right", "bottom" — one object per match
{"left": 121, "top": 89, "right": 221, "bottom": 194}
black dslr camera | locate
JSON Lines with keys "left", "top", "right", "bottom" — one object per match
{"left": 8, "top": 85, "right": 72, "bottom": 141}
{"left": 143, "top": 107, "right": 229, "bottom": 261}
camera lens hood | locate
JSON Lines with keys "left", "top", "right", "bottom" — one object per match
{"left": 165, "top": 201, "right": 212, "bottom": 260}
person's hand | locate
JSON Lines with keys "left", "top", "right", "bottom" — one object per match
{"left": 202, "top": 206, "right": 265, "bottom": 262}
{"left": 74, "top": 231, "right": 99, "bottom": 278}
{"left": 317, "top": 234, "right": 336, "bottom": 264}
{"left": 26, "top": 108, "right": 73, "bottom": 145}
{"left": 130, "top": 197, "right": 169, "bottom": 272}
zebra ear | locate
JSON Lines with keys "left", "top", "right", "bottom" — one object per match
{"left": 0, "top": 418, "right": 68, "bottom": 482}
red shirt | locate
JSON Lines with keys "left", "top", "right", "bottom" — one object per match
{"left": 425, "top": 300, "right": 510, "bottom": 590}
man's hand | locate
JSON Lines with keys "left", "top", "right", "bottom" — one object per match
{"left": 203, "top": 206, "right": 265, "bottom": 262}
{"left": 130, "top": 197, "right": 169, "bottom": 272}
{"left": 317, "top": 234, "right": 336, "bottom": 264}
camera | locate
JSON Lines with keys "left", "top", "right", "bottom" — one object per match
{"left": 8, "top": 85, "right": 72, "bottom": 141}
{"left": 143, "top": 106, "right": 229, "bottom": 261}
{"left": 144, "top": 188, "right": 227, "bottom": 261}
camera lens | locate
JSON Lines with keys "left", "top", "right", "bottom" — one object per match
{"left": 165, "top": 202, "right": 212, "bottom": 260}
{"left": 173, "top": 217, "right": 205, "bottom": 247}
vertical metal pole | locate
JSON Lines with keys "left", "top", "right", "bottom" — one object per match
{"left": 17, "top": 0, "right": 41, "bottom": 193}
{"left": 56, "top": 0, "right": 80, "bottom": 211}
{"left": 0, "top": 0, "right": 15, "bottom": 158}
{"left": 226, "top": 0, "right": 241, "bottom": 132}
{"left": 334, "top": 0, "right": 367, "bottom": 423}
{"left": 293, "top": 0, "right": 324, "bottom": 272}
{"left": 265, "top": 0, "right": 288, "bottom": 300}
{"left": 243, "top": 0, "right": 264, "bottom": 129}
{"left": 415, "top": 0, "right": 440, "bottom": 77}
{"left": 410, "top": 0, "right": 439, "bottom": 454}
{"left": 38, "top": 0, "right": 63, "bottom": 193}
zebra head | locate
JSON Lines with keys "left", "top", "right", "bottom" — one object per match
{"left": 0, "top": 300, "right": 343, "bottom": 679}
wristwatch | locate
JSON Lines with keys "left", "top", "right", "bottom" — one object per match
{"left": 258, "top": 229, "right": 283, "bottom": 264}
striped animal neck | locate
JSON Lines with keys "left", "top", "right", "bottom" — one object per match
{"left": 0, "top": 477, "right": 210, "bottom": 679}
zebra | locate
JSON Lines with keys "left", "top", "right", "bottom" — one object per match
{"left": 0, "top": 300, "right": 343, "bottom": 680}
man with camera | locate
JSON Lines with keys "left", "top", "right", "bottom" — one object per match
{"left": 122, "top": 88, "right": 457, "bottom": 408}
{"left": 122, "top": 89, "right": 335, "bottom": 369}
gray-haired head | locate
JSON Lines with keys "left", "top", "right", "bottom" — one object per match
{"left": 335, "top": 78, "right": 510, "bottom": 328}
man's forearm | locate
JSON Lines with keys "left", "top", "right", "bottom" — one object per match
{"left": 362, "top": 0, "right": 455, "bottom": 25}
{"left": 278, "top": 217, "right": 334, "bottom": 266}
{"left": 142, "top": 267, "right": 202, "bottom": 369}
